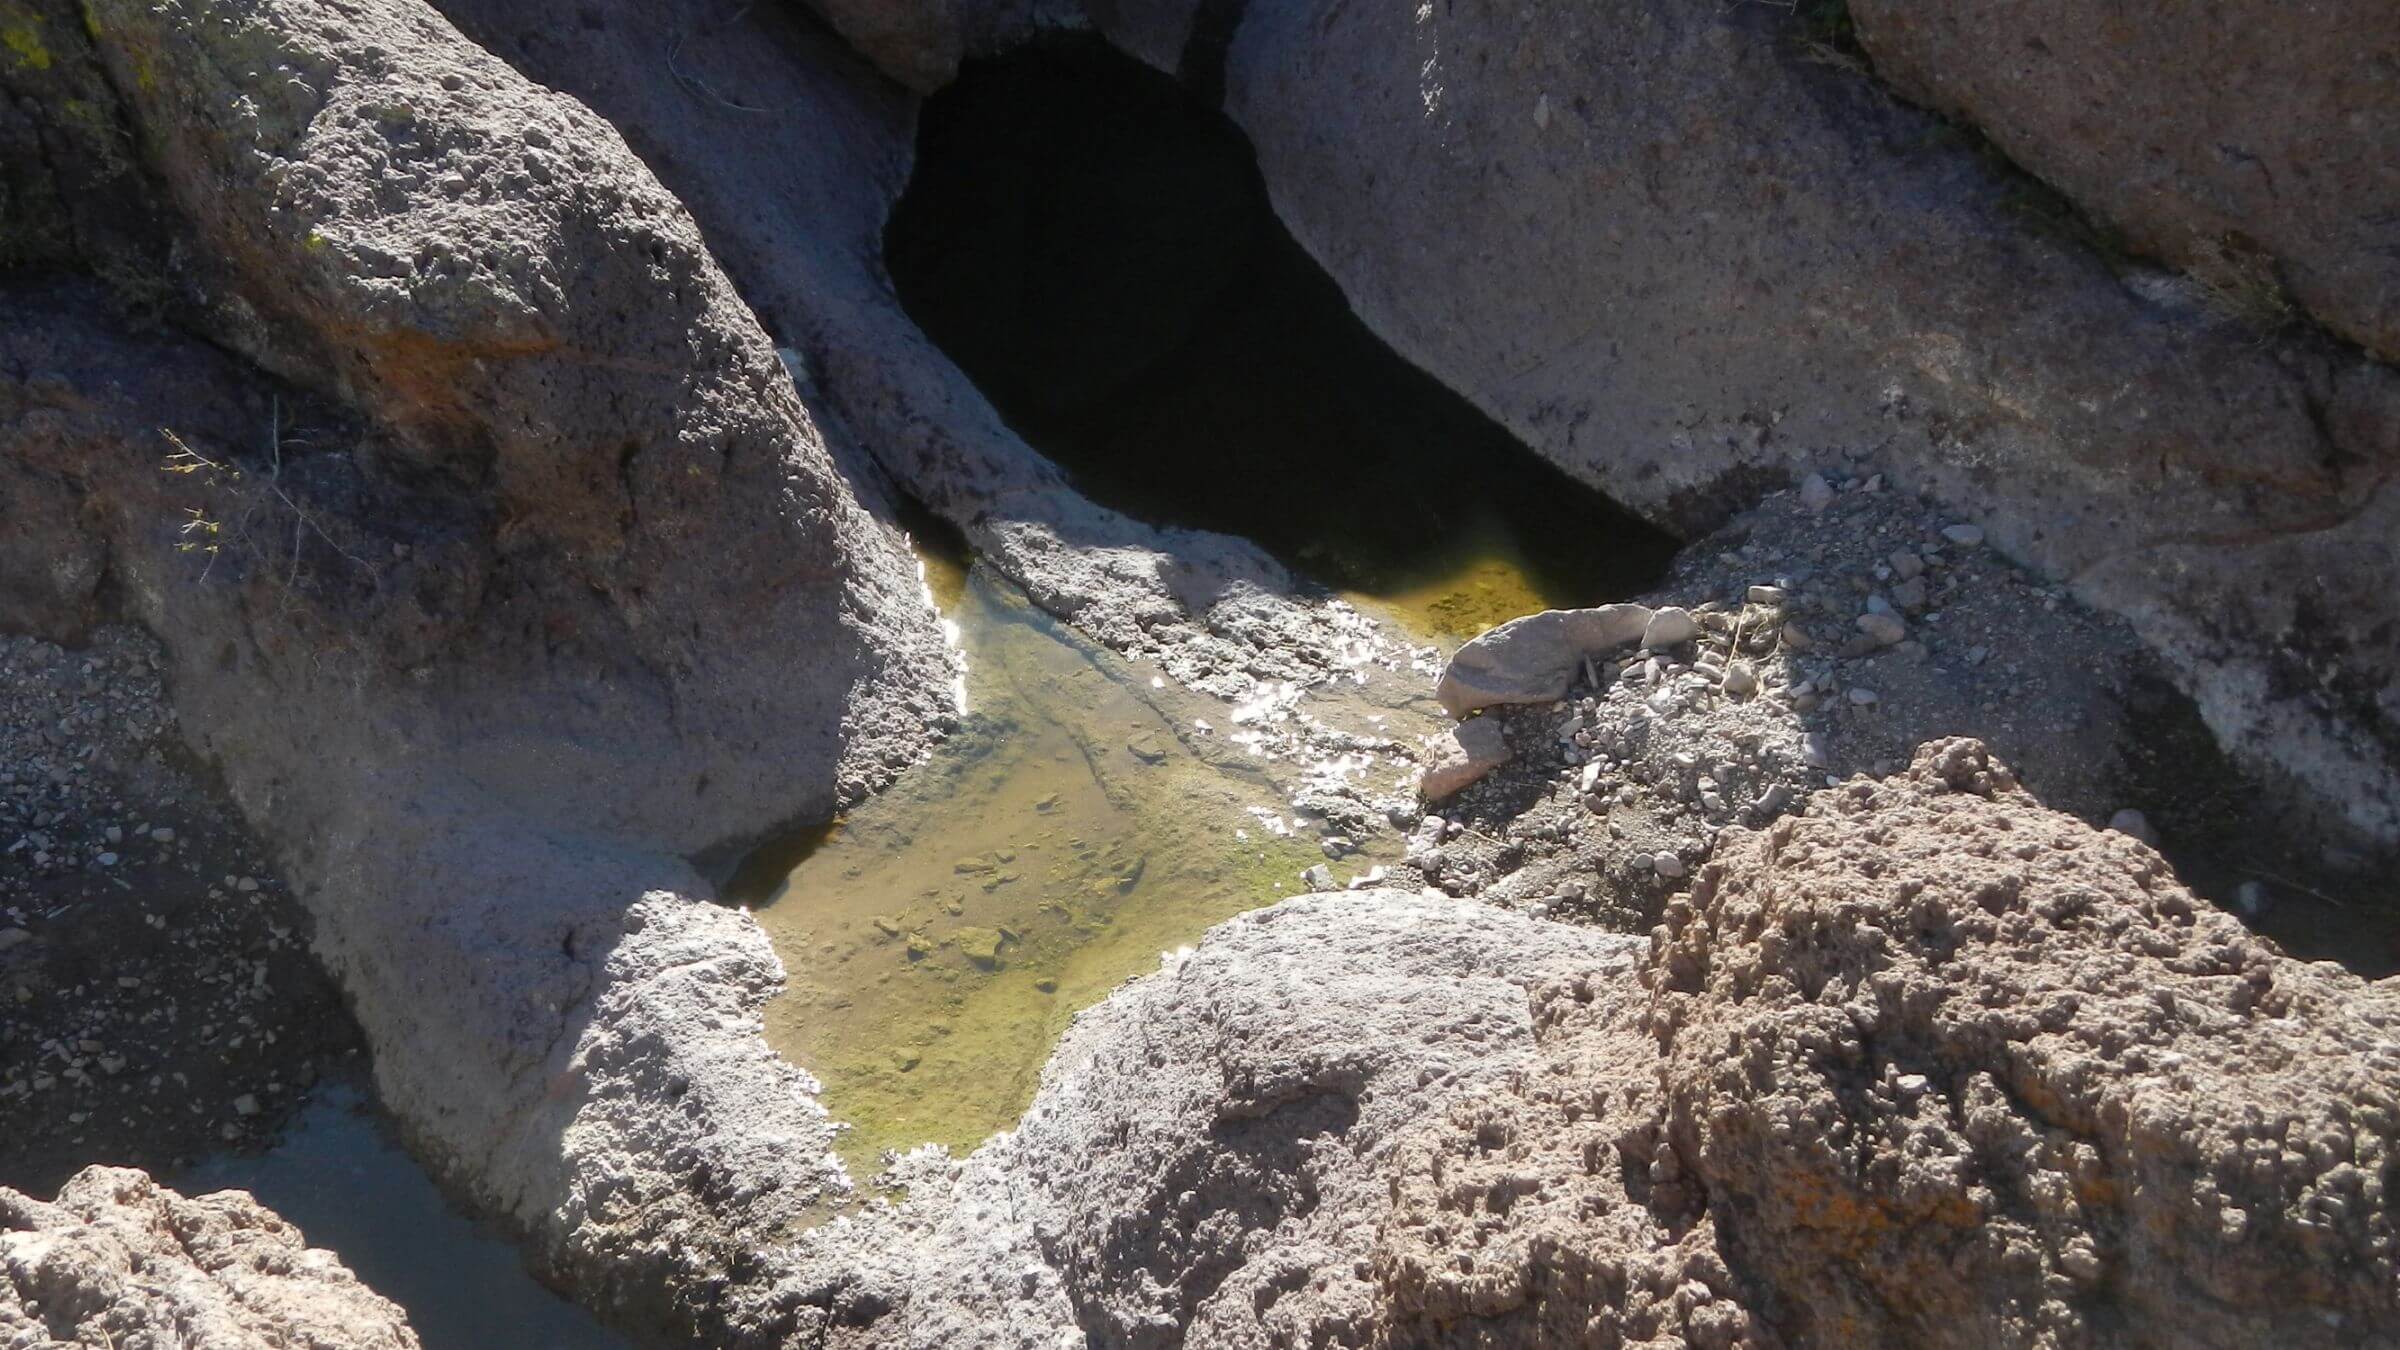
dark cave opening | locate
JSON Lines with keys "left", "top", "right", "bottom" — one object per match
{"left": 884, "top": 38, "right": 1678, "bottom": 639}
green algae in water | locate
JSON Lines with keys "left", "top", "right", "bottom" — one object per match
{"left": 746, "top": 567, "right": 1337, "bottom": 1181}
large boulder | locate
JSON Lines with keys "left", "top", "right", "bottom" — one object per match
{"left": 1, "top": 1167, "right": 419, "bottom": 1349}
{"left": 1079, "top": 0, "right": 2400, "bottom": 854}
{"left": 424, "top": 0, "right": 1386, "bottom": 705}
{"left": 1850, "top": 0, "right": 2400, "bottom": 363}
{"left": 808, "top": 742, "right": 2400, "bottom": 1346}
{"left": 2, "top": 0, "right": 957, "bottom": 1335}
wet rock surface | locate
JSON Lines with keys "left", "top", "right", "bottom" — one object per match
{"left": 773, "top": 890, "right": 1649, "bottom": 1347}
{"left": 1, "top": 1166, "right": 419, "bottom": 1349}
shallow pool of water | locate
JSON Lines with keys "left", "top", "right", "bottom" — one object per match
{"left": 740, "top": 556, "right": 1412, "bottom": 1180}
{"left": 179, "top": 1077, "right": 625, "bottom": 1350}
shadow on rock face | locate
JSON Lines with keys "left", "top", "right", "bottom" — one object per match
{"left": 886, "top": 37, "right": 1679, "bottom": 640}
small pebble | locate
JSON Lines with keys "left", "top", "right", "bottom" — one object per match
{"left": 1856, "top": 612, "right": 1907, "bottom": 646}
{"left": 1941, "top": 523, "right": 1985, "bottom": 547}
{"left": 1641, "top": 607, "right": 1700, "bottom": 649}
{"left": 1653, "top": 854, "right": 1687, "bottom": 879}
{"left": 1848, "top": 687, "right": 1880, "bottom": 706}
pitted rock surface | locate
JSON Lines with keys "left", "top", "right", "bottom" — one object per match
{"left": 801, "top": 744, "right": 2399, "bottom": 1348}
{"left": 1652, "top": 738, "right": 2400, "bottom": 1347}
{"left": 0, "top": 1167, "right": 419, "bottom": 1349}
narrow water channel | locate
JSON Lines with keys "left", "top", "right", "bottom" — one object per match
{"left": 180, "top": 1076, "right": 625, "bottom": 1350}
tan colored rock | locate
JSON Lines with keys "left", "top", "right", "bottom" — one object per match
{"left": 1, "top": 1167, "right": 419, "bottom": 1349}
{"left": 1378, "top": 738, "right": 2400, "bottom": 1347}
{"left": 1417, "top": 714, "right": 1511, "bottom": 801}
{"left": 1652, "top": 738, "right": 2400, "bottom": 1346}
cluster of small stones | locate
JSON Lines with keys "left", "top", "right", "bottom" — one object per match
{"left": 0, "top": 629, "right": 356, "bottom": 1187}
{"left": 1393, "top": 474, "right": 2178, "bottom": 928}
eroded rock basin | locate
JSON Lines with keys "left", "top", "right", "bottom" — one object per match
{"left": 736, "top": 550, "right": 1449, "bottom": 1181}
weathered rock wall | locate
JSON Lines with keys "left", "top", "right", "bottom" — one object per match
{"left": 708, "top": 0, "right": 2400, "bottom": 855}
{"left": 2, "top": 1166, "right": 421, "bottom": 1349}
{"left": 1, "top": 0, "right": 960, "bottom": 1336}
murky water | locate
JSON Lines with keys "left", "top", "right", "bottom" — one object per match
{"left": 742, "top": 552, "right": 1411, "bottom": 1179}
{"left": 885, "top": 39, "right": 1677, "bottom": 645}
{"left": 180, "top": 1078, "right": 625, "bottom": 1350}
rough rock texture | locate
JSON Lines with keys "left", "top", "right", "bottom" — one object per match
{"left": 1645, "top": 738, "right": 2400, "bottom": 1346}
{"left": 1, "top": 0, "right": 958, "bottom": 1337}
{"left": 0, "top": 1166, "right": 419, "bottom": 1348}
{"left": 808, "top": 744, "right": 2400, "bottom": 1346}
{"left": 1405, "top": 476, "right": 2399, "bottom": 958}
{"left": 428, "top": 0, "right": 1394, "bottom": 709}
{"left": 773, "top": 890, "right": 1649, "bottom": 1347}
{"left": 1076, "top": 0, "right": 2400, "bottom": 853}
{"left": 1850, "top": 0, "right": 2400, "bottom": 361}
{"left": 1417, "top": 713, "right": 1510, "bottom": 801}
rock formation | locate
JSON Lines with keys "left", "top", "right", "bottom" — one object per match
{"left": 1, "top": 1167, "right": 420, "bottom": 1348}
{"left": 805, "top": 742, "right": 2399, "bottom": 1346}
{"left": 1849, "top": 0, "right": 2400, "bottom": 362}
{"left": 654, "top": 0, "right": 2400, "bottom": 856}
{"left": 2, "top": 0, "right": 954, "bottom": 1336}
{"left": 1090, "top": 0, "right": 2400, "bottom": 856}
{"left": 4, "top": 0, "right": 2396, "bottom": 1342}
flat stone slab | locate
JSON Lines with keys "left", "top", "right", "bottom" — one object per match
{"left": 1435, "top": 604, "right": 1653, "bottom": 717}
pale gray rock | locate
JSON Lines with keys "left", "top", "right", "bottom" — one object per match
{"left": 1640, "top": 606, "right": 1702, "bottom": 650}
{"left": 0, "top": 1167, "right": 420, "bottom": 1349}
{"left": 1417, "top": 713, "right": 1511, "bottom": 801}
{"left": 1434, "top": 604, "right": 1651, "bottom": 717}
{"left": 776, "top": 891, "right": 1648, "bottom": 1348}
